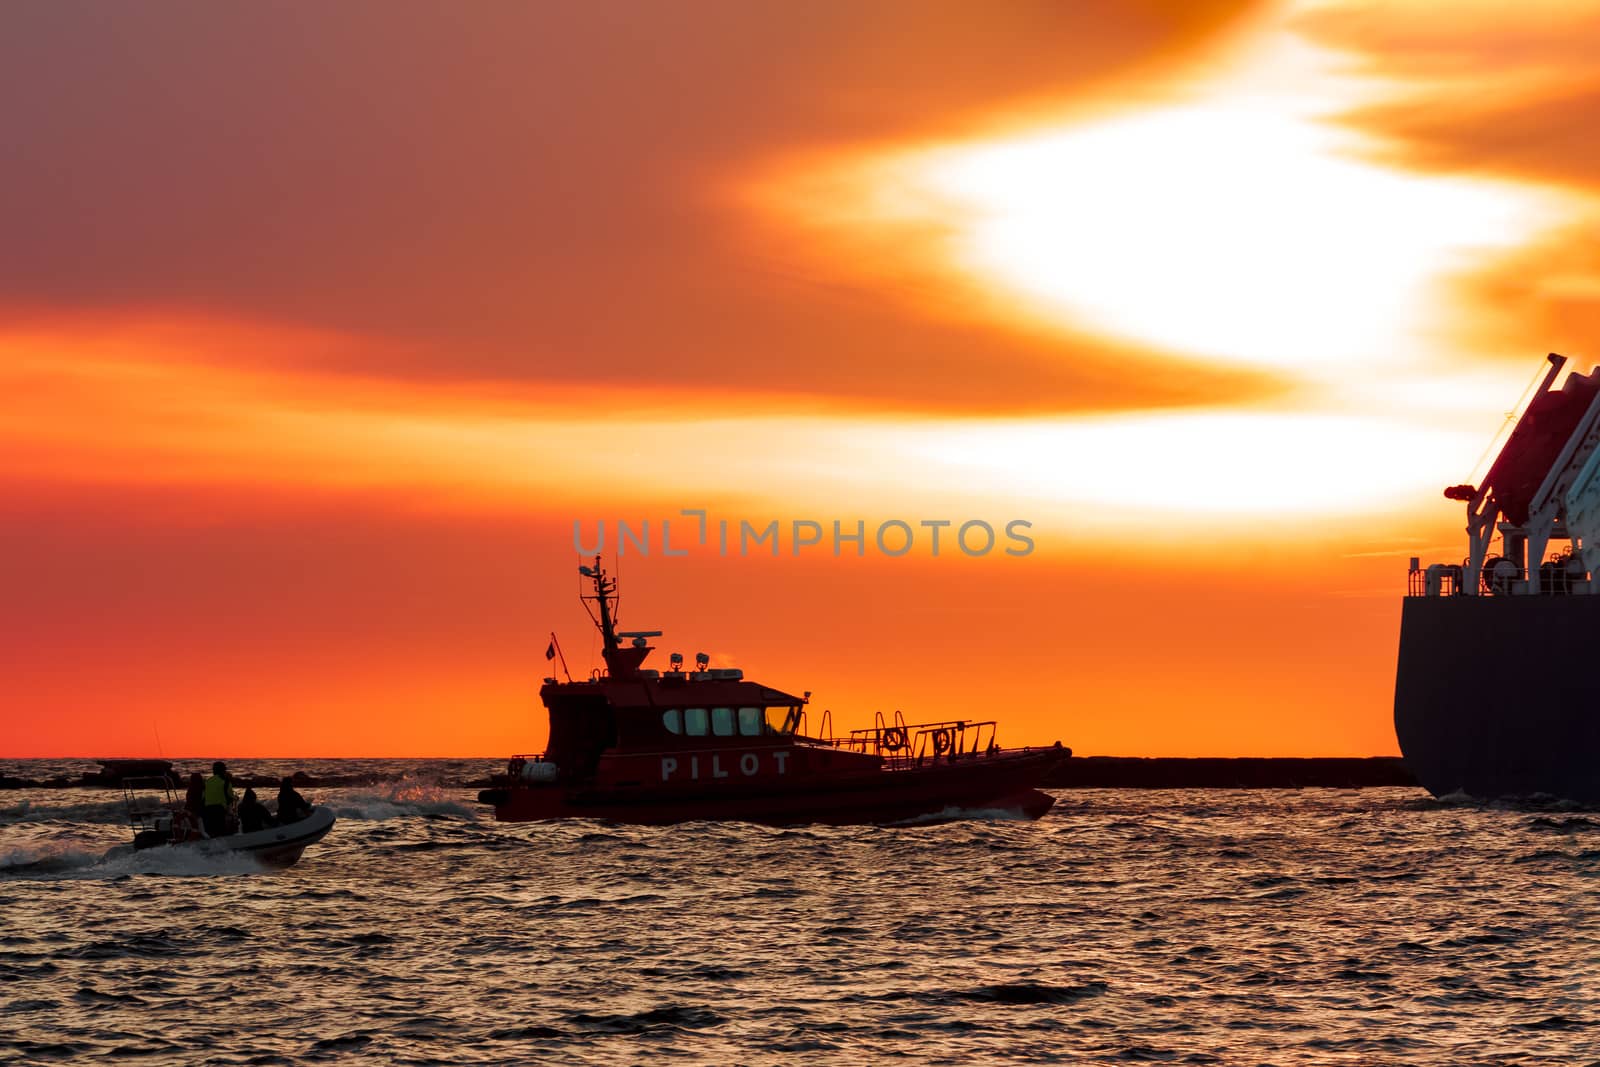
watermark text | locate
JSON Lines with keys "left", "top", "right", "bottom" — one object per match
{"left": 574, "top": 510, "right": 1034, "bottom": 559}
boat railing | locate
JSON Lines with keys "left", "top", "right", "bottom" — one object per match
{"left": 906, "top": 720, "right": 999, "bottom": 767}
{"left": 667, "top": 707, "right": 1006, "bottom": 768}
{"left": 819, "top": 717, "right": 1001, "bottom": 768}
{"left": 121, "top": 776, "right": 181, "bottom": 838}
{"left": 1408, "top": 555, "right": 1595, "bottom": 597}
{"left": 1407, "top": 561, "right": 1464, "bottom": 597}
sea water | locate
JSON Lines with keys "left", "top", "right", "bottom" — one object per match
{"left": 2, "top": 760, "right": 1598, "bottom": 1065}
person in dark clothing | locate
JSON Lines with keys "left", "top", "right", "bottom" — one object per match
{"left": 202, "top": 761, "right": 235, "bottom": 838}
{"left": 184, "top": 772, "right": 205, "bottom": 820}
{"left": 276, "top": 777, "right": 312, "bottom": 824}
{"left": 238, "top": 788, "right": 275, "bottom": 833}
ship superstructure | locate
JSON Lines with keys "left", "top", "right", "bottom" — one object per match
{"left": 1398, "top": 353, "right": 1600, "bottom": 801}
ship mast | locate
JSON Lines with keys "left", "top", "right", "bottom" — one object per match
{"left": 578, "top": 556, "right": 657, "bottom": 677}
{"left": 579, "top": 555, "right": 620, "bottom": 655}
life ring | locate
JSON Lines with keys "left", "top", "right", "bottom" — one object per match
{"left": 881, "top": 726, "right": 908, "bottom": 751}
{"left": 931, "top": 728, "right": 954, "bottom": 755}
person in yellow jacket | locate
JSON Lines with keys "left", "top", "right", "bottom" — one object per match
{"left": 201, "top": 761, "right": 236, "bottom": 838}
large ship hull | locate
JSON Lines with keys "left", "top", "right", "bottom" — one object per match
{"left": 480, "top": 748, "right": 1065, "bottom": 826}
{"left": 1395, "top": 596, "right": 1600, "bottom": 803}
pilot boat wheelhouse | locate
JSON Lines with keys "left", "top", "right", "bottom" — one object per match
{"left": 477, "top": 560, "right": 1070, "bottom": 825}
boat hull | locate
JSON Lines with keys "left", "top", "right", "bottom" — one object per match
{"left": 480, "top": 749, "right": 1066, "bottom": 825}
{"left": 106, "top": 807, "right": 337, "bottom": 868}
{"left": 1395, "top": 595, "right": 1600, "bottom": 803}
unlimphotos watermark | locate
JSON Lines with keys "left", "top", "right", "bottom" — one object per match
{"left": 574, "top": 510, "right": 1034, "bottom": 559}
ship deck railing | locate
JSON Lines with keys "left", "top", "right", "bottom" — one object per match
{"left": 1407, "top": 562, "right": 1596, "bottom": 597}
{"left": 810, "top": 718, "right": 1003, "bottom": 769}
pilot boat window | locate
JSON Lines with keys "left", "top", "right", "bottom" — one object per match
{"left": 766, "top": 707, "right": 797, "bottom": 735}
{"left": 711, "top": 706, "right": 735, "bottom": 736}
{"left": 684, "top": 707, "right": 709, "bottom": 736}
{"left": 662, "top": 709, "right": 683, "bottom": 735}
{"left": 738, "top": 707, "right": 763, "bottom": 736}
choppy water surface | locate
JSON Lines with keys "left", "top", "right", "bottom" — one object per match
{"left": 3, "top": 761, "right": 1599, "bottom": 1065}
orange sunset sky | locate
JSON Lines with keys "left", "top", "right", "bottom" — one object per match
{"left": 6, "top": 0, "right": 1600, "bottom": 758}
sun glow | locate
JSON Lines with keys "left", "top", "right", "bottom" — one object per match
{"left": 2, "top": 312, "right": 1525, "bottom": 537}
{"left": 728, "top": 5, "right": 1600, "bottom": 533}
{"left": 760, "top": 19, "right": 1574, "bottom": 379}
{"left": 919, "top": 106, "right": 1549, "bottom": 371}
{"left": 892, "top": 411, "right": 1482, "bottom": 518}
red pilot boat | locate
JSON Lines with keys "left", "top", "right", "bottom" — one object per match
{"left": 477, "top": 560, "right": 1070, "bottom": 825}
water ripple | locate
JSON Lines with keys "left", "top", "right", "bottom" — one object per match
{"left": 1, "top": 775, "right": 1598, "bottom": 1064}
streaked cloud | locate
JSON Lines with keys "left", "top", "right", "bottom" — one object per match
{"left": 0, "top": 316, "right": 1491, "bottom": 541}
{"left": 1296, "top": 0, "right": 1600, "bottom": 363}
{"left": 0, "top": 0, "right": 1263, "bottom": 413}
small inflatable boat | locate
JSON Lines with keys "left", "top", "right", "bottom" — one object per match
{"left": 106, "top": 778, "right": 337, "bottom": 869}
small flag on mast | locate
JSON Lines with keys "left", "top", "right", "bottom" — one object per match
{"left": 546, "top": 631, "right": 571, "bottom": 683}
